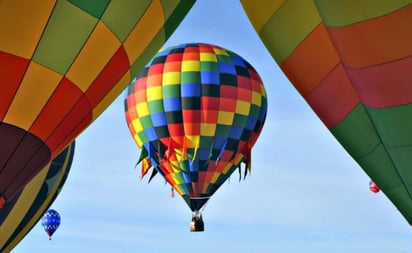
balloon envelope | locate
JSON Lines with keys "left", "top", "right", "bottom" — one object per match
{"left": 0, "top": 141, "right": 74, "bottom": 252}
{"left": 41, "top": 209, "right": 61, "bottom": 239}
{"left": 241, "top": 0, "right": 412, "bottom": 224}
{"left": 125, "top": 43, "right": 267, "bottom": 211}
{"left": 0, "top": 0, "right": 194, "bottom": 207}
{"left": 369, "top": 181, "right": 380, "bottom": 193}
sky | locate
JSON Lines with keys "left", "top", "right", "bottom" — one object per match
{"left": 12, "top": 1, "right": 412, "bottom": 252}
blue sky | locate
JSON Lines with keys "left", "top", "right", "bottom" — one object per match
{"left": 13, "top": 1, "right": 412, "bottom": 252}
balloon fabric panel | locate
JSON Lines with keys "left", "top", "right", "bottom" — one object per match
{"left": 125, "top": 43, "right": 267, "bottom": 211}
{"left": 0, "top": 124, "right": 51, "bottom": 202}
{"left": 241, "top": 0, "right": 412, "bottom": 225}
{"left": 0, "top": 0, "right": 194, "bottom": 206}
{"left": 0, "top": 1, "right": 54, "bottom": 58}
{"left": 315, "top": 0, "right": 412, "bottom": 27}
{"left": 33, "top": 1, "right": 103, "bottom": 76}
{"left": 318, "top": 1, "right": 412, "bottom": 68}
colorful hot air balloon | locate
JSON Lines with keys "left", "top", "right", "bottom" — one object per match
{"left": 0, "top": 0, "right": 194, "bottom": 208}
{"left": 125, "top": 43, "right": 267, "bottom": 231}
{"left": 0, "top": 141, "right": 74, "bottom": 252}
{"left": 41, "top": 209, "right": 61, "bottom": 240}
{"left": 241, "top": 1, "right": 412, "bottom": 225}
{"left": 369, "top": 181, "right": 380, "bottom": 194}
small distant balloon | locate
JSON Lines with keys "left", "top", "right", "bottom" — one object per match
{"left": 41, "top": 209, "right": 61, "bottom": 240}
{"left": 369, "top": 181, "right": 380, "bottom": 193}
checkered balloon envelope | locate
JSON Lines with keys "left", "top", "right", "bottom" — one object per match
{"left": 125, "top": 43, "right": 267, "bottom": 214}
{"left": 41, "top": 209, "right": 61, "bottom": 240}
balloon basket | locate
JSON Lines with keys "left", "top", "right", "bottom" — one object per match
{"left": 190, "top": 212, "right": 204, "bottom": 232}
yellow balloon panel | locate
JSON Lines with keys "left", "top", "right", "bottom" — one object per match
{"left": 0, "top": 0, "right": 54, "bottom": 58}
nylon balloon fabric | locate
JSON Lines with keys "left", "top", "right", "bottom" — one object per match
{"left": 0, "top": 0, "right": 194, "bottom": 207}
{"left": 125, "top": 43, "right": 267, "bottom": 211}
{"left": 241, "top": 0, "right": 412, "bottom": 225}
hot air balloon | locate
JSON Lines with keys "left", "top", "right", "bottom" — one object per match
{"left": 369, "top": 181, "right": 380, "bottom": 194}
{"left": 241, "top": 1, "right": 412, "bottom": 225}
{"left": 0, "top": 0, "right": 194, "bottom": 208}
{"left": 125, "top": 43, "right": 267, "bottom": 231}
{"left": 0, "top": 141, "right": 74, "bottom": 252}
{"left": 41, "top": 209, "right": 61, "bottom": 240}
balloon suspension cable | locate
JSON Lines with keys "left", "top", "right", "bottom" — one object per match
{"left": 200, "top": 198, "right": 210, "bottom": 213}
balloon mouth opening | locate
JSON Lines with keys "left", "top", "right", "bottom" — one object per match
{"left": 183, "top": 195, "right": 211, "bottom": 212}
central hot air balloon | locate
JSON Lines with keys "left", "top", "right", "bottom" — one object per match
{"left": 125, "top": 43, "right": 267, "bottom": 231}
{"left": 0, "top": 0, "right": 194, "bottom": 208}
{"left": 241, "top": 0, "right": 412, "bottom": 225}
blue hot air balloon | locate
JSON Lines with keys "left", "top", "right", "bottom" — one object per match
{"left": 41, "top": 209, "right": 61, "bottom": 240}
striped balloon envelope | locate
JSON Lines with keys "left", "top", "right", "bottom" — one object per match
{"left": 125, "top": 43, "right": 267, "bottom": 216}
{"left": 241, "top": 1, "right": 412, "bottom": 225}
{"left": 0, "top": 0, "right": 194, "bottom": 208}
{"left": 0, "top": 141, "right": 74, "bottom": 252}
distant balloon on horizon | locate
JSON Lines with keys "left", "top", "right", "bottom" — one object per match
{"left": 369, "top": 181, "right": 380, "bottom": 193}
{"left": 41, "top": 209, "right": 61, "bottom": 240}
